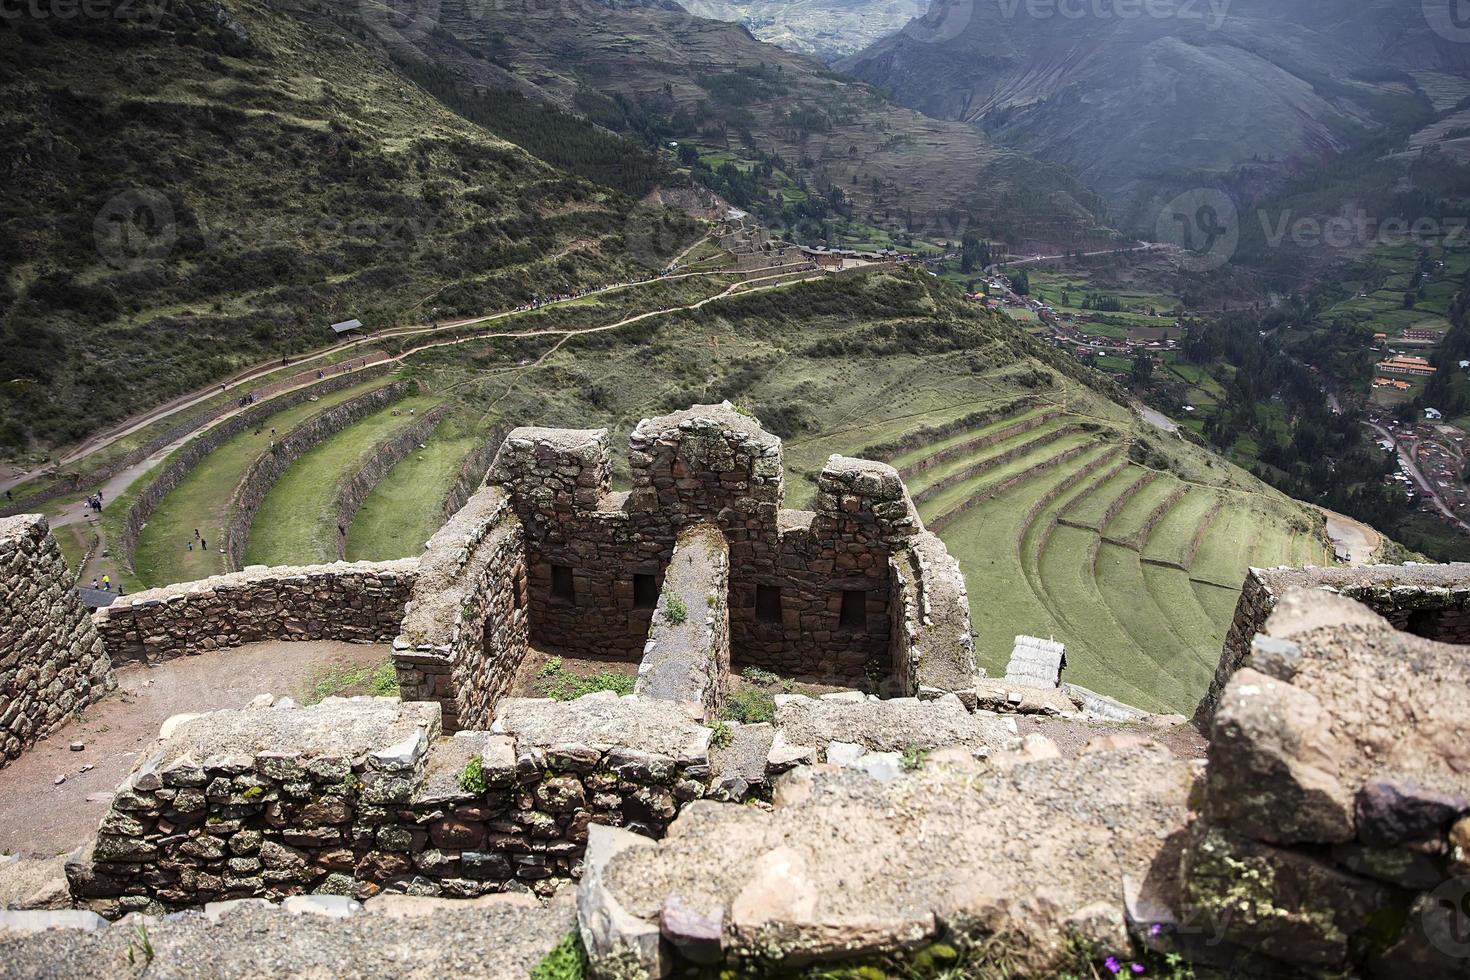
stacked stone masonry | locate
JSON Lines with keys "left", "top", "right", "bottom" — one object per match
{"left": 633, "top": 523, "right": 730, "bottom": 721}
{"left": 392, "top": 487, "right": 529, "bottom": 733}
{"left": 66, "top": 688, "right": 1033, "bottom": 915}
{"left": 0, "top": 516, "right": 114, "bottom": 768}
{"left": 331, "top": 406, "right": 449, "bottom": 560}
{"left": 116, "top": 365, "right": 393, "bottom": 570}
{"left": 490, "top": 403, "right": 976, "bottom": 692}
{"left": 1198, "top": 561, "right": 1470, "bottom": 722}
{"left": 66, "top": 695, "right": 717, "bottom": 913}
{"left": 224, "top": 380, "right": 416, "bottom": 569}
{"left": 94, "top": 561, "right": 417, "bottom": 664}
{"left": 1180, "top": 588, "right": 1470, "bottom": 975}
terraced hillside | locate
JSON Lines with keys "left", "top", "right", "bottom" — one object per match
{"left": 868, "top": 398, "right": 1333, "bottom": 715}
{"left": 86, "top": 268, "right": 1331, "bottom": 716}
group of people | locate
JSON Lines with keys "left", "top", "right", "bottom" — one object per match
{"left": 85, "top": 491, "right": 104, "bottom": 513}
{"left": 188, "top": 528, "right": 208, "bottom": 553}
{"left": 89, "top": 574, "right": 120, "bottom": 596}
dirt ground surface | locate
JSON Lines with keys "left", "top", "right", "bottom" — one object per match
{"left": 0, "top": 640, "right": 391, "bottom": 858}
{"left": 1017, "top": 714, "right": 1207, "bottom": 760}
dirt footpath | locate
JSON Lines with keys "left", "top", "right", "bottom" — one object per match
{"left": 0, "top": 641, "right": 391, "bottom": 858}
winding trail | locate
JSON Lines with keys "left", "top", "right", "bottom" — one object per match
{"left": 0, "top": 260, "right": 767, "bottom": 496}
{"left": 33, "top": 265, "right": 825, "bottom": 585}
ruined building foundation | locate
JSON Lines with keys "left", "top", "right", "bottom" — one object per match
{"left": 2, "top": 407, "right": 1469, "bottom": 978}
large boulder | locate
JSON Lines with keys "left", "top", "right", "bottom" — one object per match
{"left": 1203, "top": 668, "right": 1354, "bottom": 845}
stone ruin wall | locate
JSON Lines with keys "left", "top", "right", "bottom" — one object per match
{"left": 392, "top": 487, "right": 530, "bottom": 733}
{"left": 633, "top": 523, "right": 730, "bottom": 722}
{"left": 489, "top": 404, "right": 968, "bottom": 691}
{"left": 1174, "top": 587, "right": 1470, "bottom": 976}
{"left": 94, "top": 561, "right": 418, "bottom": 665}
{"left": 1197, "top": 561, "right": 1470, "bottom": 722}
{"left": 331, "top": 406, "right": 449, "bottom": 560}
{"left": 65, "top": 696, "right": 715, "bottom": 914}
{"left": 115, "top": 365, "right": 393, "bottom": 571}
{"left": 0, "top": 516, "right": 114, "bottom": 768}
{"left": 224, "top": 380, "right": 417, "bottom": 569}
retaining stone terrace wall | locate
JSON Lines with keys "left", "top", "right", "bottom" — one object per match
{"left": 927, "top": 441, "right": 1095, "bottom": 535}
{"left": 93, "top": 560, "right": 418, "bottom": 665}
{"left": 67, "top": 695, "right": 715, "bottom": 914}
{"left": 438, "top": 430, "right": 505, "bottom": 524}
{"left": 331, "top": 407, "right": 449, "bottom": 560}
{"left": 490, "top": 403, "right": 947, "bottom": 687}
{"left": 1196, "top": 562, "right": 1470, "bottom": 724}
{"left": 898, "top": 408, "right": 1060, "bottom": 480}
{"left": 909, "top": 424, "right": 1083, "bottom": 508}
{"left": 116, "top": 365, "right": 394, "bottom": 570}
{"left": 1107, "top": 483, "right": 1188, "bottom": 551}
{"left": 0, "top": 516, "right": 114, "bottom": 768}
{"left": 393, "top": 487, "right": 529, "bottom": 733}
{"left": 861, "top": 397, "right": 1034, "bottom": 465}
{"left": 1178, "top": 588, "right": 1470, "bottom": 975}
{"left": 224, "top": 381, "right": 416, "bottom": 570}
{"left": 633, "top": 523, "right": 730, "bottom": 721}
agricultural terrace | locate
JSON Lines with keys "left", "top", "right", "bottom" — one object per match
{"left": 1316, "top": 237, "right": 1469, "bottom": 339}
{"left": 82, "top": 268, "right": 1329, "bottom": 717}
{"left": 860, "top": 395, "right": 1332, "bottom": 715}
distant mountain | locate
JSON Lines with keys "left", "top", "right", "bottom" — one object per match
{"left": 0, "top": 0, "right": 678, "bottom": 451}
{"left": 340, "top": 0, "right": 1114, "bottom": 247}
{"left": 840, "top": 0, "right": 1470, "bottom": 230}
{"left": 677, "top": 0, "right": 930, "bottom": 61}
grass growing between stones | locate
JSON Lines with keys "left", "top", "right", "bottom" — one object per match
{"left": 300, "top": 660, "right": 399, "bottom": 704}
{"left": 130, "top": 377, "right": 397, "bottom": 587}
{"left": 345, "top": 423, "right": 484, "bottom": 562}
{"left": 536, "top": 657, "right": 636, "bottom": 701}
{"left": 530, "top": 932, "right": 588, "bottom": 980}
{"left": 244, "top": 394, "right": 442, "bottom": 567}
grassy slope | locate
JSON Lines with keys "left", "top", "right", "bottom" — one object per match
{"left": 131, "top": 377, "right": 395, "bottom": 586}
{"left": 0, "top": 0, "right": 675, "bottom": 455}
{"left": 346, "top": 425, "right": 482, "bottom": 562}
{"left": 246, "top": 394, "right": 442, "bottom": 566}
{"left": 363, "top": 0, "right": 1110, "bottom": 247}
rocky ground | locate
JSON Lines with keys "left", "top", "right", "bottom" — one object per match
{"left": 0, "top": 642, "right": 390, "bottom": 858}
{"left": 0, "top": 893, "right": 573, "bottom": 978}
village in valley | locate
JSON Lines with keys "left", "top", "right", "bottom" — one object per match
{"left": 947, "top": 236, "right": 1470, "bottom": 549}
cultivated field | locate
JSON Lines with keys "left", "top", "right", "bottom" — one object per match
{"left": 86, "top": 269, "right": 1330, "bottom": 715}
{"left": 870, "top": 399, "right": 1333, "bottom": 714}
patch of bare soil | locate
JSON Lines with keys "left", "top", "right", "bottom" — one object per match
{"left": 0, "top": 641, "right": 390, "bottom": 858}
{"left": 1016, "top": 715, "right": 1207, "bottom": 761}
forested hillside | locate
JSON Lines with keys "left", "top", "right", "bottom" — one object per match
{"left": 0, "top": 0, "right": 687, "bottom": 452}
